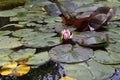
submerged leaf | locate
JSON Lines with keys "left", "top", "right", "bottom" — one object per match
{"left": 49, "top": 44, "right": 93, "bottom": 63}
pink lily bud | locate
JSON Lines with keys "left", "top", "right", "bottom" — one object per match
{"left": 61, "top": 29, "right": 72, "bottom": 41}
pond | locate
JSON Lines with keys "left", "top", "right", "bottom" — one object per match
{"left": 0, "top": 0, "right": 120, "bottom": 80}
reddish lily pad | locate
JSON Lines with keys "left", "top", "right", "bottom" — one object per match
{"left": 49, "top": 44, "right": 93, "bottom": 63}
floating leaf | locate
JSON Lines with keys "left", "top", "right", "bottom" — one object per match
{"left": 105, "top": 28, "right": 120, "bottom": 43}
{"left": 101, "top": 1, "right": 120, "bottom": 7}
{"left": 0, "top": 56, "right": 11, "bottom": 66}
{"left": 75, "top": 3, "right": 103, "bottom": 13}
{"left": 0, "top": 49, "right": 13, "bottom": 56}
{"left": 72, "top": 31, "right": 108, "bottom": 47}
{"left": 9, "top": 49, "right": 36, "bottom": 61}
{"left": 49, "top": 44, "right": 93, "bottom": 63}
{"left": 64, "top": 60, "right": 114, "bottom": 80}
{"left": 93, "top": 42, "right": 120, "bottom": 64}
{"left": 12, "top": 29, "right": 34, "bottom": 37}
{"left": 0, "top": 36, "right": 22, "bottom": 49}
{"left": 106, "top": 43, "right": 120, "bottom": 53}
{"left": 0, "top": 62, "right": 30, "bottom": 76}
{"left": 44, "top": 16, "right": 62, "bottom": 23}
{"left": 26, "top": 52, "right": 50, "bottom": 65}
{"left": 93, "top": 50, "right": 118, "bottom": 64}
{"left": 0, "top": 49, "right": 13, "bottom": 66}
{"left": 59, "top": 76, "right": 77, "bottom": 80}
{"left": 0, "top": 10, "right": 17, "bottom": 17}
{"left": 0, "top": 31, "right": 11, "bottom": 36}
{"left": 22, "top": 32, "right": 60, "bottom": 48}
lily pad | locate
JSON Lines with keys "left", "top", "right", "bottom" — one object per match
{"left": 64, "top": 60, "right": 114, "bottom": 80}
{"left": 44, "top": 16, "right": 62, "bottom": 23}
{"left": 9, "top": 49, "right": 36, "bottom": 61}
{"left": 75, "top": 3, "right": 103, "bottom": 13}
{"left": 0, "top": 10, "right": 17, "bottom": 17}
{"left": 26, "top": 51, "right": 50, "bottom": 65}
{"left": 0, "top": 49, "right": 13, "bottom": 66}
{"left": 106, "top": 43, "right": 120, "bottom": 53}
{"left": 0, "top": 36, "right": 22, "bottom": 49}
{"left": 107, "top": 28, "right": 120, "bottom": 43}
{"left": 0, "top": 31, "right": 11, "bottom": 36}
{"left": 93, "top": 50, "right": 119, "bottom": 64}
{"left": 0, "top": 62, "right": 30, "bottom": 76}
{"left": 0, "top": 56, "right": 11, "bottom": 66}
{"left": 12, "top": 28, "right": 34, "bottom": 37}
{"left": 93, "top": 43, "right": 120, "bottom": 64}
{"left": 22, "top": 32, "right": 60, "bottom": 48}
{"left": 72, "top": 31, "right": 108, "bottom": 47}
{"left": 49, "top": 44, "right": 93, "bottom": 63}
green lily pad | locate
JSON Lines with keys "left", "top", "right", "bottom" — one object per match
{"left": 9, "top": 49, "right": 36, "bottom": 61}
{"left": 108, "top": 28, "right": 120, "bottom": 42}
{"left": 49, "top": 44, "right": 93, "bottom": 63}
{"left": 38, "top": 22, "right": 76, "bottom": 33}
{"left": 101, "top": 1, "right": 120, "bottom": 7}
{"left": 106, "top": 43, "right": 120, "bottom": 53}
{"left": 26, "top": 51, "right": 50, "bottom": 65}
{"left": 0, "top": 49, "right": 13, "bottom": 66}
{"left": 0, "top": 31, "right": 11, "bottom": 36}
{"left": 72, "top": 31, "right": 108, "bottom": 47}
{"left": 93, "top": 43, "right": 120, "bottom": 64}
{"left": 0, "top": 49, "right": 13, "bottom": 56}
{"left": 0, "top": 10, "right": 17, "bottom": 17}
{"left": 22, "top": 32, "right": 60, "bottom": 48}
{"left": 0, "top": 56, "right": 11, "bottom": 66}
{"left": 64, "top": 60, "right": 114, "bottom": 80}
{"left": 37, "top": 23, "right": 63, "bottom": 33}
{"left": 75, "top": 3, "right": 103, "bottom": 13}
{"left": 12, "top": 29, "right": 34, "bottom": 37}
{"left": 93, "top": 50, "right": 118, "bottom": 64}
{"left": 44, "top": 16, "right": 62, "bottom": 23}
{"left": 0, "top": 36, "right": 22, "bottom": 49}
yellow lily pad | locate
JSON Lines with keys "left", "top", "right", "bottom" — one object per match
{"left": 0, "top": 62, "right": 30, "bottom": 76}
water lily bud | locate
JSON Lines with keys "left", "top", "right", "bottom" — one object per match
{"left": 61, "top": 29, "right": 72, "bottom": 41}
